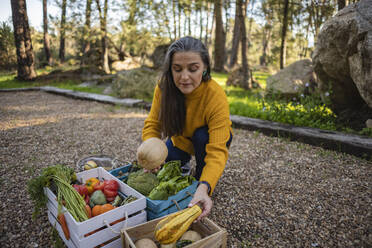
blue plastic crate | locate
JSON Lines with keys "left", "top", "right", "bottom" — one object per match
{"left": 109, "top": 163, "right": 132, "bottom": 180}
{"left": 110, "top": 164, "right": 198, "bottom": 220}
{"left": 146, "top": 195, "right": 193, "bottom": 220}
{"left": 146, "top": 180, "right": 198, "bottom": 213}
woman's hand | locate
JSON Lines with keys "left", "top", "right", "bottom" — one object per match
{"left": 188, "top": 183, "right": 212, "bottom": 221}
{"left": 143, "top": 166, "right": 161, "bottom": 173}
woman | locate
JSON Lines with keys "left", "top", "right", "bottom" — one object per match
{"left": 141, "top": 36, "right": 232, "bottom": 220}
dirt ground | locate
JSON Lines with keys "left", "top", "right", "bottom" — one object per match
{"left": 0, "top": 91, "right": 371, "bottom": 248}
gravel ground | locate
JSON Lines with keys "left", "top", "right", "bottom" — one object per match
{"left": 0, "top": 91, "right": 371, "bottom": 248}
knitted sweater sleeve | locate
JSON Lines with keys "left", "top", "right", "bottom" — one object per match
{"left": 142, "top": 85, "right": 162, "bottom": 141}
{"left": 199, "top": 89, "right": 231, "bottom": 195}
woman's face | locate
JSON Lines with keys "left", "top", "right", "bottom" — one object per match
{"left": 171, "top": 51, "right": 206, "bottom": 95}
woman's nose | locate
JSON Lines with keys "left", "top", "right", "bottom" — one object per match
{"left": 180, "top": 70, "right": 189, "bottom": 80}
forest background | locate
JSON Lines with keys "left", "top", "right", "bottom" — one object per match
{"left": 2, "top": 0, "right": 370, "bottom": 138}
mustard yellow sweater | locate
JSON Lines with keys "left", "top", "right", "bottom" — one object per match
{"left": 142, "top": 79, "right": 232, "bottom": 194}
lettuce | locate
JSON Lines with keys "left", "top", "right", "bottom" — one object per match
{"left": 148, "top": 175, "right": 196, "bottom": 200}
{"left": 157, "top": 160, "right": 182, "bottom": 182}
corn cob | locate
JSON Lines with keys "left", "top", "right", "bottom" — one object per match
{"left": 154, "top": 205, "right": 202, "bottom": 244}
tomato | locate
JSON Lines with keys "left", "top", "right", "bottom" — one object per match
{"left": 94, "top": 182, "right": 105, "bottom": 191}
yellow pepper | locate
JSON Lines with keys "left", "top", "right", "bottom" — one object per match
{"left": 85, "top": 177, "right": 100, "bottom": 194}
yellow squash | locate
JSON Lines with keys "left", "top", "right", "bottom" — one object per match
{"left": 154, "top": 205, "right": 202, "bottom": 244}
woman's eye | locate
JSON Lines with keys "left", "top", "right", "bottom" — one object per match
{"left": 189, "top": 67, "right": 198, "bottom": 72}
{"left": 173, "top": 67, "right": 182, "bottom": 72}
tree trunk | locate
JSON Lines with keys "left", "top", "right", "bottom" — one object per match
{"left": 260, "top": 24, "right": 272, "bottom": 66}
{"left": 199, "top": 1, "right": 203, "bottom": 40}
{"left": 187, "top": 3, "right": 191, "bottom": 36}
{"left": 43, "top": 0, "right": 52, "bottom": 65}
{"left": 204, "top": 1, "right": 210, "bottom": 46}
{"left": 280, "top": 0, "right": 289, "bottom": 69}
{"left": 96, "top": 0, "right": 110, "bottom": 74}
{"left": 229, "top": 0, "right": 241, "bottom": 68}
{"left": 11, "top": 0, "right": 36, "bottom": 80}
{"left": 59, "top": 0, "right": 66, "bottom": 63}
{"left": 338, "top": 0, "right": 346, "bottom": 10}
{"left": 107, "top": 36, "right": 126, "bottom": 61}
{"left": 178, "top": 0, "right": 181, "bottom": 38}
{"left": 172, "top": 0, "right": 177, "bottom": 39}
{"left": 119, "top": 43, "right": 125, "bottom": 61}
{"left": 213, "top": 0, "right": 226, "bottom": 72}
{"left": 224, "top": 0, "right": 230, "bottom": 34}
{"left": 81, "top": 0, "right": 92, "bottom": 65}
{"left": 160, "top": 2, "right": 173, "bottom": 41}
{"left": 246, "top": 1, "right": 253, "bottom": 48}
{"left": 239, "top": 0, "right": 250, "bottom": 89}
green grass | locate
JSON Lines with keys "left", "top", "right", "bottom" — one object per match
{"left": 212, "top": 70, "right": 367, "bottom": 135}
{"left": 0, "top": 69, "right": 105, "bottom": 94}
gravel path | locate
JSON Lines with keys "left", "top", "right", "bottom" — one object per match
{"left": 1, "top": 91, "right": 371, "bottom": 248}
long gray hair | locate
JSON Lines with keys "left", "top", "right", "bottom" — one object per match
{"left": 159, "top": 36, "right": 211, "bottom": 137}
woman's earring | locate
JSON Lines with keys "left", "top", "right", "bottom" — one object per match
{"left": 202, "top": 70, "right": 207, "bottom": 77}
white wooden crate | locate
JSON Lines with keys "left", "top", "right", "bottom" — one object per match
{"left": 45, "top": 167, "right": 147, "bottom": 248}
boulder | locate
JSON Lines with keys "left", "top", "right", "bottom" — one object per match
{"left": 150, "top": 44, "right": 170, "bottom": 69}
{"left": 265, "top": 59, "right": 317, "bottom": 98}
{"left": 366, "top": 119, "right": 372, "bottom": 129}
{"left": 111, "top": 57, "right": 141, "bottom": 72}
{"left": 226, "top": 67, "right": 258, "bottom": 89}
{"left": 312, "top": 0, "right": 372, "bottom": 112}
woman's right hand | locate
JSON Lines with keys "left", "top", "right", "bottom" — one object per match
{"left": 143, "top": 166, "right": 161, "bottom": 173}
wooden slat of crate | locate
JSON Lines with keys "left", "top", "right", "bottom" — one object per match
{"left": 121, "top": 216, "right": 227, "bottom": 248}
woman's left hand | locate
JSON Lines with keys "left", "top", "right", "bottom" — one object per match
{"left": 188, "top": 183, "right": 212, "bottom": 221}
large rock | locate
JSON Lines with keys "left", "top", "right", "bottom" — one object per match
{"left": 265, "top": 59, "right": 317, "bottom": 97}
{"left": 150, "top": 44, "right": 170, "bottom": 69}
{"left": 312, "top": 0, "right": 372, "bottom": 112}
{"left": 226, "top": 67, "right": 258, "bottom": 89}
{"left": 111, "top": 57, "right": 141, "bottom": 72}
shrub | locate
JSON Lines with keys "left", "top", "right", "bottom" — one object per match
{"left": 112, "top": 67, "right": 159, "bottom": 101}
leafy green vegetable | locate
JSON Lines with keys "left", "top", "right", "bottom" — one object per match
{"left": 174, "top": 175, "right": 195, "bottom": 192}
{"left": 126, "top": 169, "right": 159, "bottom": 196}
{"left": 157, "top": 160, "right": 182, "bottom": 182}
{"left": 148, "top": 181, "right": 173, "bottom": 200}
{"left": 148, "top": 175, "right": 196, "bottom": 200}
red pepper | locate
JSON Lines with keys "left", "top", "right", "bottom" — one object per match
{"left": 73, "top": 184, "right": 89, "bottom": 197}
{"left": 103, "top": 180, "right": 119, "bottom": 201}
